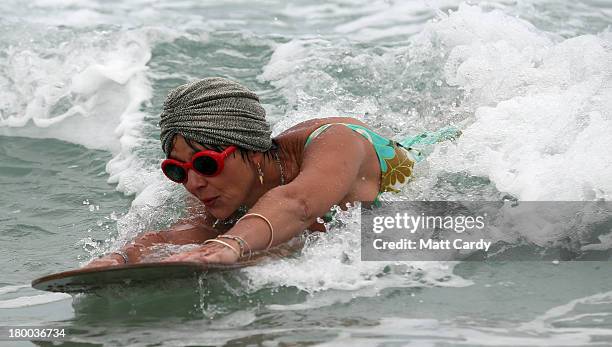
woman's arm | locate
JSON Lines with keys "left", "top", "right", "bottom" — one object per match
{"left": 164, "top": 124, "right": 372, "bottom": 263}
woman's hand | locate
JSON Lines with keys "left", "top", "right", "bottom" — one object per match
{"left": 84, "top": 254, "right": 124, "bottom": 269}
{"left": 83, "top": 243, "right": 144, "bottom": 269}
{"left": 162, "top": 241, "right": 240, "bottom": 264}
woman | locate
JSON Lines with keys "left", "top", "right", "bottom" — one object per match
{"left": 87, "top": 77, "right": 451, "bottom": 267}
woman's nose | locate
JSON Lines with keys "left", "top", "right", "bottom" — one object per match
{"left": 184, "top": 168, "right": 207, "bottom": 192}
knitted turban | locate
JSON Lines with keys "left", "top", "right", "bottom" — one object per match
{"left": 159, "top": 77, "right": 272, "bottom": 155}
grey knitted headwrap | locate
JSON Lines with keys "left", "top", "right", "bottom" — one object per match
{"left": 159, "top": 77, "right": 271, "bottom": 155}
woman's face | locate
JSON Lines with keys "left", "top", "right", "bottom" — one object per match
{"left": 168, "top": 135, "right": 255, "bottom": 220}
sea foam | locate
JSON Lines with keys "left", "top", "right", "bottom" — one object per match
{"left": 420, "top": 4, "right": 612, "bottom": 200}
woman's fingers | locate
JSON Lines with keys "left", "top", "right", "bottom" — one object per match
{"left": 162, "top": 244, "right": 239, "bottom": 264}
{"left": 84, "top": 257, "right": 121, "bottom": 269}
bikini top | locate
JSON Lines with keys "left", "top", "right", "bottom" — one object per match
{"left": 304, "top": 123, "right": 417, "bottom": 214}
{"left": 303, "top": 122, "right": 461, "bottom": 222}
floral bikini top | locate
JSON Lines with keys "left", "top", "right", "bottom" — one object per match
{"left": 304, "top": 122, "right": 417, "bottom": 205}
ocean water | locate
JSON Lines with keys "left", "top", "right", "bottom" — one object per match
{"left": 1, "top": 0, "right": 611, "bottom": 346}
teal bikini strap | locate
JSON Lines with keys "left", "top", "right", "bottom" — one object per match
{"left": 398, "top": 126, "right": 462, "bottom": 162}
{"left": 305, "top": 123, "right": 376, "bottom": 145}
{"left": 307, "top": 123, "right": 461, "bottom": 149}
{"left": 304, "top": 123, "right": 341, "bottom": 147}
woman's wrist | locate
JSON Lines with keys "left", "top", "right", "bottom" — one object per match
{"left": 217, "top": 235, "right": 251, "bottom": 259}
{"left": 113, "top": 243, "right": 145, "bottom": 264}
{"left": 107, "top": 252, "right": 128, "bottom": 264}
{"left": 203, "top": 238, "right": 242, "bottom": 258}
{"left": 229, "top": 214, "right": 275, "bottom": 252}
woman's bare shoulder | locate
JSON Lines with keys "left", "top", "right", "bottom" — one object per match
{"left": 275, "top": 117, "right": 368, "bottom": 145}
{"left": 273, "top": 117, "right": 369, "bottom": 172}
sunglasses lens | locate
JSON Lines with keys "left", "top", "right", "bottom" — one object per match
{"left": 163, "top": 164, "right": 187, "bottom": 182}
{"left": 193, "top": 155, "right": 218, "bottom": 176}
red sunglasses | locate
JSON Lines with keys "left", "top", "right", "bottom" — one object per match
{"left": 161, "top": 146, "right": 237, "bottom": 183}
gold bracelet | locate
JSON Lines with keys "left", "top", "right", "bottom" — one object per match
{"left": 218, "top": 235, "right": 252, "bottom": 259}
{"left": 202, "top": 239, "right": 240, "bottom": 258}
{"left": 237, "top": 213, "right": 274, "bottom": 250}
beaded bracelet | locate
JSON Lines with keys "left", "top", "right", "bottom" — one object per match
{"left": 218, "top": 234, "right": 252, "bottom": 259}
